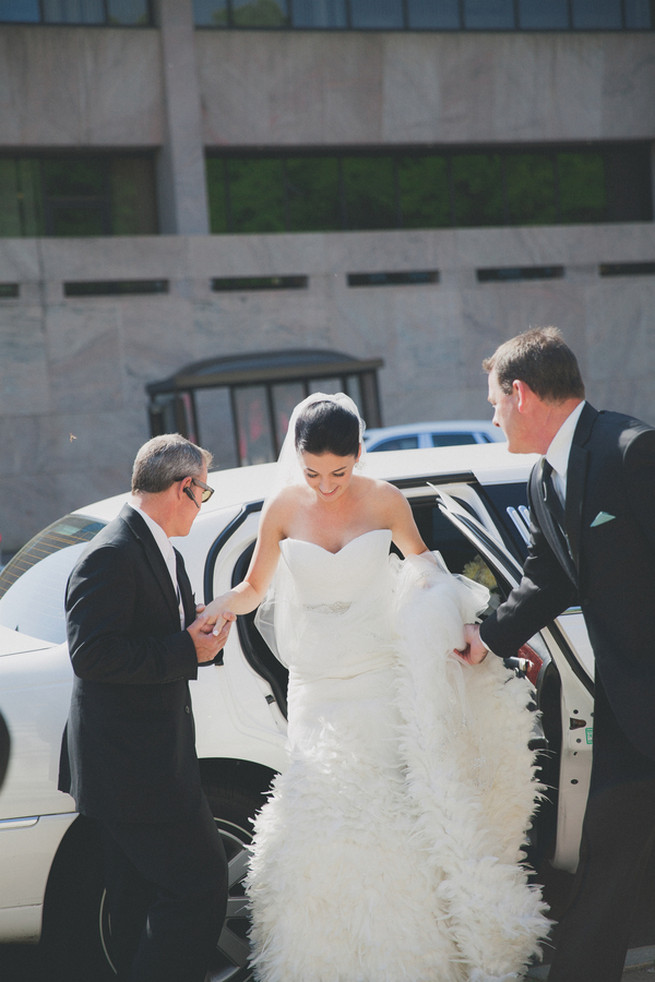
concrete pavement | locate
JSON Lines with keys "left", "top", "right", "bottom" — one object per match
{"left": 526, "top": 946, "right": 655, "bottom": 980}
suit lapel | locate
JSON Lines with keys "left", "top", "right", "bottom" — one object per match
{"left": 565, "top": 403, "right": 597, "bottom": 571}
{"left": 175, "top": 550, "right": 195, "bottom": 628}
{"left": 120, "top": 505, "right": 182, "bottom": 627}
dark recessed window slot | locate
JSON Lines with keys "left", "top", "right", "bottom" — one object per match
{"left": 476, "top": 266, "right": 565, "bottom": 283}
{"left": 211, "top": 275, "right": 308, "bottom": 291}
{"left": 347, "top": 271, "right": 439, "bottom": 287}
{"left": 64, "top": 280, "right": 169, "bottom": 297}
{"left": 599, "top": 262, "right": 655, "bottom": 278}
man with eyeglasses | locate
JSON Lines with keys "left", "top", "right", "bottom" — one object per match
{"left": 58, "top": 434, "right": 234, "bottom": 982}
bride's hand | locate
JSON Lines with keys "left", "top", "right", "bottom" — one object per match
{"left": 454, "top": 623, "right": 488, "bottom": 664}
{"left": 196, "top": 598, "right": 236, "bottom": 635}
{"left": 212, "top": 612, "right": 236, "bottom": 638}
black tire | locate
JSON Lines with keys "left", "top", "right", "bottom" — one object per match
{"left": 41, "top": 780, "right": 264, "bottom": 982}
{"left": 203, "top": 778, "right": 264, "bottom": 982}
{"left": 40, "top": 815, "right": 115, "bottom": 982}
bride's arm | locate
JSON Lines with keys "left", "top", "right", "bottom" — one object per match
{"left": 385, "top": 483, "right": 432, "bottom": 558}
{"left": 202, "top": 496, "right": 286, "bottom": 626}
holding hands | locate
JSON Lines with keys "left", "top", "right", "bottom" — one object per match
{"left": 189, "top": 605, "right": 236, "bottom": 663}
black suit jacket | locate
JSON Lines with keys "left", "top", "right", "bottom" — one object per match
{"left": 58, "top": 504, "right": 202, "bottom": 823}
{"left": 481, "top": 403, "right": 655, "bottom": 759}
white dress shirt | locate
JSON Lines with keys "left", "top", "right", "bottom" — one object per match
{"left": 544, "top": 401, "right": 586, "bottom": 506}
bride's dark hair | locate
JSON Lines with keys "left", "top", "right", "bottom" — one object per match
{"left": 295, "top": 400, "right": 361, "bottom": 458}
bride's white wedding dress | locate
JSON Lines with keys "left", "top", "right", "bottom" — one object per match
{"left": 247, "top": 529, "right": 549, "bottom": 982}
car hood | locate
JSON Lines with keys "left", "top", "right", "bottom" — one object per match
{"left": 0, "top": 623, "right": 55, "bottom": 657}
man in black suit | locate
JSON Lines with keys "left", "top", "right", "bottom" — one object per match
{"left": 59, "top": 433, "right": 234, "bottom": 982}
{"left": 461, "top": 327, "right": 655, "bottom": 982}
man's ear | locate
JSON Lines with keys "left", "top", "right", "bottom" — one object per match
{"left": 513, "top": 379, "right": 533, "bottom": 412}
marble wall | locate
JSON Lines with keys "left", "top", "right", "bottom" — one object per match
{"left": 1, "top": 224, "right": 654, "bottom": 550}
{"left": 0, "top": 9, "right": 653, "bottom": 548}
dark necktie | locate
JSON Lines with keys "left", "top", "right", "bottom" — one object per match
{"left": 542, "top": 459, "right": 574, "bottom": 564}
{"left": 542, "top": 460, "right": 565, "bottom": 528}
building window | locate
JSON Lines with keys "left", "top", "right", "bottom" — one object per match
{"left": 193, "top": 0, "right": 289, "bottom": 27}
{"left": 192, "top": 0, "right": 653, "bottom": 29}
{"left": 206, "top": 143, "right": 652, "bottom": 235}
{"left": 0, "top": 155, "right": 158, "bottom": 237}
{"left": 147, "top": 349, "right": 383, "bottom": 470}
{"left": 0, "top": 0, "right": 152, "bottom": 25}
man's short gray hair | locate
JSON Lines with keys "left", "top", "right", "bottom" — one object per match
{"left": 131, "top": 434, "right": 213, "bottom": 494}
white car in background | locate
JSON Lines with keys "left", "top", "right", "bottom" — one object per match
{"left": 0, "top": 443, "right": 593, "bottom": 980}
{"left": 363, "top": 419, "right": 506, "bottom": 452}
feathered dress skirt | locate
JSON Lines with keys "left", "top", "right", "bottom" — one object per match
{"left": 247, "top": 539, "right": 550, "bottom": 982}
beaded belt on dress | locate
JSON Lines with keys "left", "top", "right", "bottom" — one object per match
{"left": 304, "top": 601, "right": 352, "bottom": 614}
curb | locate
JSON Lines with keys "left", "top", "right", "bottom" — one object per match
{"left": 525, "top": 947, "right": 655, "bottom": 979}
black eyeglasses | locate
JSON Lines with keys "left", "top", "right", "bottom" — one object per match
{"left": 176, "top": 476, "right": 214, "bottom": 503}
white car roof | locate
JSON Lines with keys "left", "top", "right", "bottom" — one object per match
{"left": 73, "top": 443, "right": 537, "bottom": 524}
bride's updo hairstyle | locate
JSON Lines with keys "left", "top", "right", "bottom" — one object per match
{"left": 294, "top": 399, "right": 361, "bottom": 458}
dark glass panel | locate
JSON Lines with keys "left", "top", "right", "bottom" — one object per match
{"left": 505, "top": 153, "right": 557, "bottom": 224}
{"left": 206, "top": 158, "right": 229, "bottom": 232}
{"left": 557, "top": 152, "right": 606, "bottom": 222}
{"left": 42, "top": 158, "right": 104, "bottom": 197}
{"left": 49, "top": 205, "right": 106, "bottom": 236}
{"left": 407, "top": 0, "right": 460, "bottom": 28}
{"left": 232, "top": 0, "right": 289, "bottom": 26}
{"left": 463, "top": 0, "right": 514, "bottom": 28}
{"left": 624, "top": 0, "right": 653, "bottom": 27}
{"left": 452, "top": 154, "right": 503, "bottom": 226}
{"left": 110, "top": 157, "right": 157, "bottom": 234}
{"left": 42, "top": 0, "right": 104, "bottom": 24}
{"left": 342, "top": 157, "right": 396, "bottom": 229}
{"left": 397, "top": 155, "right": 450, "bottom": 228}
{"left": 292, "top": 0, "right": 347, "bottom": 27}
{"left": 349, "top": 0, "right": 403, "bottom": 27}
{"left": 431, "top": 433, "right": 478, "bottom": 446}
{"left": 285, "top": 157, "right": 342, "bottom": 230}
{"left": 235, "top": 387, "right": 275, "bottom": 465}
{"left": 227, "top": 158, "right": 286, "bottom": 232}
{"left": 572, "top": 0, "right": 622, "bottom": 28}
{"left": 107, "top": 0, "right": 150, "bottom": 25}
{"left": 272, "top": 382, "right": 305, "bottom": 453}
{"left": 193, "top": 0, "right": 228, "bottom": 25}
{"left": 0, "top": 159, "right": 43, "bottom": 236}
{"left": 604, "top": 144, "right": 653, "bottom": 221}
{"left": 0, "top": 0, "right": 39, "bottom": 20}
{"left": 519, "top": 0, "right": 569, "bottom": 28}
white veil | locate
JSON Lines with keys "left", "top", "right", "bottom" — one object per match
{"left": 255, "top": 391, "right": 367, "bottom": 663}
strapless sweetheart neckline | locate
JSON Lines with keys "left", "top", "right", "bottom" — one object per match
{"left": 282, "top": 528, "right": 391, "bottom": 556}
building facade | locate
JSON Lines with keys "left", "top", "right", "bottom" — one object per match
{"left": 0, "top": 0, "right": 654, "bottom": 549}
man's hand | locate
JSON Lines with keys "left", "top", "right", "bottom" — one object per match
{"left": 187, "top": 612, "right": 235, "bottom": 664}
{"left": 454, "top": 623, "right": 489, "bottom": 665}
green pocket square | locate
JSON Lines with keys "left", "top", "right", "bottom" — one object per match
{"left": 591, "top": 511, "right": 615, "bottom": 527}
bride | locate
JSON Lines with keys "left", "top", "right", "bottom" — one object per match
{"left": 204, "top": 393, "right": 550, "bottom": 982}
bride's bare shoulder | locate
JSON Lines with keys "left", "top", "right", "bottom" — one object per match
{"left": 265, "top": 483, "right": 307, "bottom": 518}
{"left": 357, "top": 474, "right": 402, "bottom": 499}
